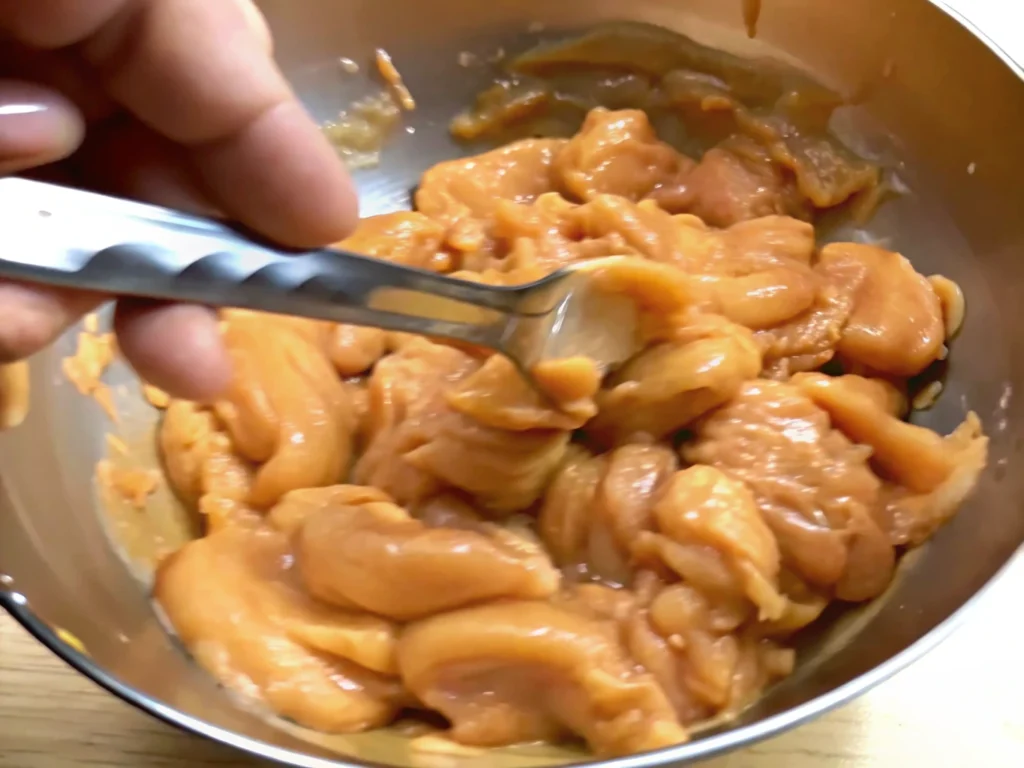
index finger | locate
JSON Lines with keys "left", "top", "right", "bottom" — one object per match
{"left": 1, "top": 0, "right": 359, "bottom": 247}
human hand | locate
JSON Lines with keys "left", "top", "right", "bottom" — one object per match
{"left": 0, "top": 0, "right": 359, "bottom": 401}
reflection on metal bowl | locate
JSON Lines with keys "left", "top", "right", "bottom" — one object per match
{"left": 1, "top": 1, "right": 1023, "bottom": 767}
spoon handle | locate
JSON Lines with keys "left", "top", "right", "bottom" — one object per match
{"left": 0, "top": 177, "right": 524, "bottom": 346}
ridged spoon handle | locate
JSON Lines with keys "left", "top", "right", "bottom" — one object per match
{"left": 0, "top": 177, "right": 528, "bottom": 346}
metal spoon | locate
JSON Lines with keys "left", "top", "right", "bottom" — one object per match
{"left": 0, "top": 178, "right": 640, "bottom": 379}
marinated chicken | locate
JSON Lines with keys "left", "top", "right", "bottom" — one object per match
{"left": 156, "top": 523, "right": 406, "bottom": 732}
{"left": 153, "top": 25, "right": 988, "bottom": 759}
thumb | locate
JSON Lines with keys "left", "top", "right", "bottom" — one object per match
{"left": 0, "top": 79, "right": 84, "bottom": 174}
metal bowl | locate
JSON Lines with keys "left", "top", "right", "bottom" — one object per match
{"left": 2, "top": 1, "right": 1022, "bottom": 766}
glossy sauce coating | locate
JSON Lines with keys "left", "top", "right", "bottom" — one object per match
{"left": 154, "top": 26, "right": 988, "bottom": 758}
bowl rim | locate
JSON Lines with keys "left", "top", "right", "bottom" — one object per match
{"left": 4, "top": 552, "right": 1021, "bottom": 768}
{"left": 2, "top": 1, "right": 1022, "bottom": 766}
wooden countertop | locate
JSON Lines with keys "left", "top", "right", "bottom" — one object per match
{"left": 2, "top": 554, "right": 1023, "bottom": 767}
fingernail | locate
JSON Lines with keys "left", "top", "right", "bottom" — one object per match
{"left": 235, "top": 0, "right": 274, "bottom": 55}
{"left": 0, "top": 80, "right": 85, "bottom": 174}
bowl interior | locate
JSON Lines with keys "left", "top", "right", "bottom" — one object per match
{"left": 2, "top": 1, "right": 1024, "bottom": 767}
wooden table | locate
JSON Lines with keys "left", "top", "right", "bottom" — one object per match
{"left": 2, "top": 554, "right": 1023, "bottom": 767}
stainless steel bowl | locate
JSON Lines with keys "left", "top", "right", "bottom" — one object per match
{"left": 2, "top": 1, "right": 1022, "bottom": 766}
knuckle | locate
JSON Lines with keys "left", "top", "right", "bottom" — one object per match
{"left": 0, "top": 292, "right": 67, "bottom": 363}
{"left": 0, "top": 313, "right": 57, "bottom": 362}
